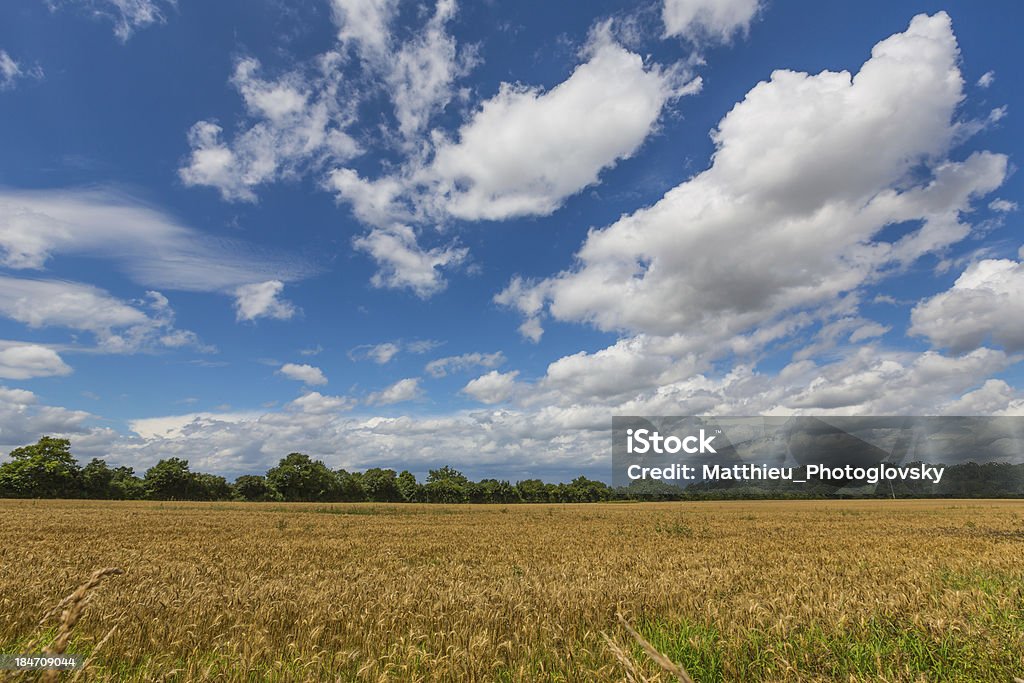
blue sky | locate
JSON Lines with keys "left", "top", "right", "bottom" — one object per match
{"left": 0, "top": 0, "right": 1021, "bottom": 481}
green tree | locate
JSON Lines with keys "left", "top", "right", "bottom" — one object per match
{"left": 110, "top": 466, "right": 145, "bottom": 499}
{"left": 424, "top": 466, "right": 469, "bottom": 503}
{"left": 144, "top": 458, "right": 197, "bottom": 500}
{"left": 469, "top": 479, "right": 520, "bottom": 503}
{"left": 396, "top": 470, "right": 421, "bottom": 502}
{"left": 266, "top": 453, "right": 338, "bottom": 502}
{"left": 336, "top": 469, "right": 367, "bottom": 502}
{"left": 427, "top": 466, "right": 468, "bottom": 484}
{"left": 362, "top": 468, "right": 401, "bottom": 502}
{"left": 233, "top": 474, "right": 275, "bottom": 501}
{"left": 0, "top": 437, "right": 81, "bottom": 498}
{"left": 547, "top": 482, "right": 569, "bottom": 503}
{"left": 491, "top": 479, "right": 520, "bottom": 503}
{"left": 565, "top": 476, "right": 612, "bottom": 502}
{"left": 81, "top": 458, "right": 115, "bottom": 499}
{"left": 515, "top": 479, "right": 548, "bottom": 503}
{"left": 195, "top": 473, "right": 232, "bottom": 501}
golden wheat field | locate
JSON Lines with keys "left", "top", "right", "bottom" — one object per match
{"left": 1, "top": 499, "right": 1023, "bottom": 682}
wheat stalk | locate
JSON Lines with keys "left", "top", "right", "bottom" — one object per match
{"left": 605, "top": 613, "right": 695, "bottom": 683}
{"left": 70, "top": 624, "right": 118, "bottom": 682}
{"left": 35, "top": 568, "right": 123, "bottom": 682}
{"left": 601, "top": 631, "right": 652, "bottom": 683}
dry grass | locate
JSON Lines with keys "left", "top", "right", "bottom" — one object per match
{"left": 1, "top": 499, "right": 1022, "bottom": 681}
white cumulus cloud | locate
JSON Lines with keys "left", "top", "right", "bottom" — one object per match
{"left": 498, "top": 13, "right": 1006, "bottom": 349}
{"left": 0, "top": 343, "right": 72, "bottom": 380}
{"left": 369, "top": 377, "right": 422, "bottom": 405}
{"left": 179, "top": 55, "right": 360, "bottom": 202}
{"left": 278, "top": 363, "right": 328, "bottom": 386}
{"left": 28, "top": 340, "right": 1020, "bottom": 479}
{"left": 911, "top": 257, "right": 1024, "bottom": 353}
{"left": 329, "top": 0, "right": 398, "bottom": 60}
{"left": 462, "top": 370, "right": 520, "bottom": 404}
{"left": 420, "top": 27, "right": 697, "bottom": 221}
{"left": 0, "top": 384, "right": 96, "bottom": 453}
{"left": 662, "top": 0, "right": 761, "bottom": 43}
{"left": 233, "top": 280, "right": 298, "bottom": 322}
{"left": 942, "top": 379, "right": 1018, "bottom": 415}
{"left": 352, "top": 225, "right": 467, "bottom": 298}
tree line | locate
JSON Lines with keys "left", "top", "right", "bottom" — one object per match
{"left": 0, "top": 437, "right": 616, "bottom": 503}
{"left": 2, "top": 437, "right": 1021, "bottom": 502}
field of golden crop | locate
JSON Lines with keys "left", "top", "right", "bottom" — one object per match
{"left": 1, "top": 499, "right": 1022, "bottom": 682}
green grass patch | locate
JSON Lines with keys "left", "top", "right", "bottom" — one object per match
{"left": 637, "top": 614, "right": 1022, "bottom": 682}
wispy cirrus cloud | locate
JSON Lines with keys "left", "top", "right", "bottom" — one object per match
{"left": 0, "top": 187, "right": 314, "bottom": 322}
{"left": 425, "top": 351, "right": 504, "bottom": 378}
{"left": 0, "top": 277, "right": 211, "bottom": 355}
{"left": 45, "top": 0, "right": 176, "bottom": 41}
{"left": 0, "top": 49, "right": 43, "bottom": 90}
{"left": 349, "top": 339, "right": 443, "bottom": 364}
